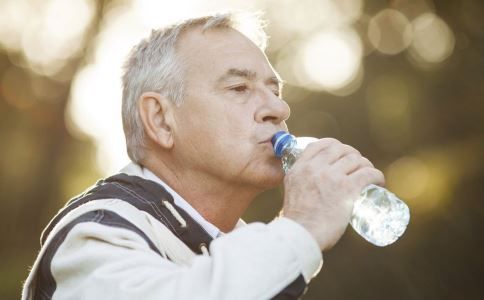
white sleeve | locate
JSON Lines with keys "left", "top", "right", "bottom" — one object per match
{"left": 50, "top": 216, "right": 322, "bottom": 300}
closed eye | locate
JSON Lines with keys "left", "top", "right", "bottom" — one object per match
{"left": 228, "top": 84, "right": 280, "bottom": 97}
{"left": 229, "top": 85, "right": 249, "bottom": 93}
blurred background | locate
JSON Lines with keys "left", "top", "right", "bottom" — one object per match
{"left": 0, "top": 0, "right": 483, "bottom": 299}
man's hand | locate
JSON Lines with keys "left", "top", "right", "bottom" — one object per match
{"left": 281, "top": 138, "right": 385, "bottom": 251}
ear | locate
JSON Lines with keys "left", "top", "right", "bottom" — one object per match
{"left": 138, "top": 91, "right": 175, "bottom": 149}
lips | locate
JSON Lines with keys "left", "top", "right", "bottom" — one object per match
{"left": 259, "top": 138, "right": 272, "bottom": 144}
{"left": 259, "top": 132, "right": 280, "bottom": 144}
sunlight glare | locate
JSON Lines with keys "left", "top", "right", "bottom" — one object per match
{"left": 21, "top": 0, "right": 95, "bottom": 76}
{"left": 133, "top": 0, "right": 203, "bottom": 28}
{"left": 68, "top": 3, "right": 149, "bottom": 175}
{"left": 301, "top": 28, "right": 363, "bottom": 92}
{"left": 0, "top": 0, "right": 33, "bottom": 51}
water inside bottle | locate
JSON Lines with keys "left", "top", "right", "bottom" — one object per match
{"left": 350, "top": 185, "right": 410, "bottom": 246}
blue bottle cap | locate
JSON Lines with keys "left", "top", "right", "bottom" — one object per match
{"left": 271, "top": 131, "right": 295, "bottom": 157}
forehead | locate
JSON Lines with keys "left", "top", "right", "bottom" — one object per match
{"left": 176, "top": 27, "right": 275, "bottom": 82}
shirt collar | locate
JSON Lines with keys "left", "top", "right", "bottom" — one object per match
{"left": 120, "top": 162, "right": 245, "bottom": 238}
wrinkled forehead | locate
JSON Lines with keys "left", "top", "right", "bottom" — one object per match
{"left": 175, "top": 27, "right": 275, "bottom": 80}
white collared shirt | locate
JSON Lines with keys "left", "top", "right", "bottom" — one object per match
{"left": 140, "top": 167, "right": 225, "bottom": 238}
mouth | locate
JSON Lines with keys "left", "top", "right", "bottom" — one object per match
{"left": 259, "top": 137, "right": 274, "bottom": 145}
{"left": 259, "top": 130, "right": 285, "bottom": 145}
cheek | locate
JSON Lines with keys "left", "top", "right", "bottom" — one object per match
{"left": 180, "top": 106, "right": 219, "bottom": 134}
{"left": 223, "top": 104, "right": 256, "bottom": 132}
{"left": 180, "top": 98, "right": 255, "bottom": 146}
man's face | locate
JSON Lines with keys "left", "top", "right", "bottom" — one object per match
{"left": 171, "top": 27, "right": 290, "bottom": 191}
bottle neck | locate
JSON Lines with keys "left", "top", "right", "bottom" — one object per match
{"left": 273, "top": 132, "right": 297, "bottom": 158}
{"left": 281, "top": 138, "right": 297, "bottom": 157}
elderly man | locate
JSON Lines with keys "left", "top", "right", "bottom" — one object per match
{"left": 23, "top": 12, "right": 384, "bottom": 299}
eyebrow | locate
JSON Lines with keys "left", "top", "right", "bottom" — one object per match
{"left": 217, "top": 68, "right": 284, "bottom": 90}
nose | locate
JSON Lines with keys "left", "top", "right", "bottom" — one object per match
{"left": 254, "top": 91, "right": 291, "bottom": 124}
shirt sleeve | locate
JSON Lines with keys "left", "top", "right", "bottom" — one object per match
{"left": 49, "top": 213, "right": 322, "bottom": 300}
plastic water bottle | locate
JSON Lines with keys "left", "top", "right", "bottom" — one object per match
{"left": 272, "top": 131, "right": 410, "bottom": 247}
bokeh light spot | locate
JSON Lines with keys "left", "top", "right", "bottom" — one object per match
{"left": 132, "top": 0, "right": 203, "bottom": 29}
{"left": 0, "top": 0, "right": 33, "bottom": 51}
{"left": 386, "top": 156, "right": 429, "bottom": 200}
{"left": 408, "top": 13, "right": 455, "bottom": 66}
{"left": 301, "top": 28, "right": 363, "bottom": 92}
{"left": 368, "top": 9, "right": 413, "bottom": 55}
{"left": 20, "top": 0, "right": 95, "bottom": 76}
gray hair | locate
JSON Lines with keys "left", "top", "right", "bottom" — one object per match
{"left": 121, "top": 11, "right": 268, "bottom": 163}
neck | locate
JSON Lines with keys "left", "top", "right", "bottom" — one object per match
{"left": 142, "top": 156, "right": 261, "bottom": 233}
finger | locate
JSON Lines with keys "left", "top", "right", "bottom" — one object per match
{"left": 328, "top": 144, "right": 361, "bottom": 165}
{"left": 348, "top": 167, "right": 386, "bottom": 190}
{"left": 297, "top": 138, "right": 341, "bottom": 163}
{"left": 307, "top": 143, "right": 360, "bottom": 168}
{"left": 332, "top": 153, "right": 367, "bottom": 175}
{"left": 333, "top": 153, "right": 374, "bottom": 175}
